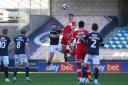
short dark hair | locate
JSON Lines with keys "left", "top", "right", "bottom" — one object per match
{"left": 2, "top": 28, "right": 8, "bottom": 35}
{"left": 21, "top": 29, "right": 26, "bottom": 34}
{"left": 92, "top": 23, "right": 98, "bottom": 31}
{"left": 68, "top": 13, "right": 74, "bottom": 17}
{"left": 52, "top": 23, "right": 57, "bottom": 26}
{"left": 79, "top": 21, "right": 85, "bottom": 28}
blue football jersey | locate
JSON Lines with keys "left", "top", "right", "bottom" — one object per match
{"left": 0, "top": 35, "right": 11, "bottom": 56}
{"left": 83, "top": 32, "right": 104, "bottom": 55}
{"left": 14, "top": 35, "right": 28, "bottom": 54}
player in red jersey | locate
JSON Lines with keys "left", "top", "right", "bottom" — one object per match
{"left": 71, "top": 21, "right": 92, "bottom": 80}
{"left": 61, "top": 14, "right": 77, "bottom": 62}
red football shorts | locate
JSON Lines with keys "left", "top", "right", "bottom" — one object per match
{"left": 61, "top": 36, "right": 71, "bottom": 45}
{"left": 75, "top": 44, "right": 88, "bottom": 62}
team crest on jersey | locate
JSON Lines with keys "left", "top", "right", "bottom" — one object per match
{"left": 92, "top": 34, "right": 97, "bottom": 37}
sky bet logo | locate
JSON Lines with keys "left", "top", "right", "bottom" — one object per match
{"left": 106, "top": 64, "right": 121, "bottom": 72}
{"left": 46, "top": 64, "right": 59, "bottom": 72}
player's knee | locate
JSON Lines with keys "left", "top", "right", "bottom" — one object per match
{"left": 62, "top": 46, "right": 66, "bottom": 51}
{"left": 77, "top": 62, "right": 81, "bottom": 68}
{"left": 24, "top": 62, "right": 29, "bottom": 67}
{"left": 94, "top": 64, "right": 99, "bottom": 68}
{"left": 85, "top": 64, "right": 90, "bottom": 67}
{"left": 15, "top": 63, "right": 19, "bottom": 67}
{"left": 50, "top": 52, "right": 54, "bottom": 56}
{"left": 4, "top": 64, "right": 8, "bottom": 67}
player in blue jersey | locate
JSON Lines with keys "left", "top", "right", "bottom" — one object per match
{"left": 79, "top": 23, "right": 104, "bottom": 85}
{"left": 0, "top": 29, "right": 12, "bottom": 82}
{"left": 12, "top": 29, "right": 31, "bottom": 82}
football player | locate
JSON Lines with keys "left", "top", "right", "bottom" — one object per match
{"left": 0, "top": 28, "right": 12, "bottom": 82}
{"left": 79, "top": 23, "right": 104, "bottom": 85}
{"left": 12, "top": 29, "right": 31, "bottom": 82}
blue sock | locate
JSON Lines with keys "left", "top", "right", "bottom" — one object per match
{"left": 25, "top": 67, "right": 29, "bottom": 77}
{"left": 4, "top": 67, "right": 8, "bottom": 78}
{"left": 94, "top": 68, "right": 99, "bottom": 79}
{"left": 82, "top": 66, "right": 87, "bottom": 78}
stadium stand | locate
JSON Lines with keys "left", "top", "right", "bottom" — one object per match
{"left": 104, "top": 27, "right": 128, "bottom": 49}
{"left": 0, "top": 0, "right": 128, "bottom": 61}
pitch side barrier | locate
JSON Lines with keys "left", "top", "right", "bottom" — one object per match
{"left": 1, "top": 60, "right": 128, "bottom": 73}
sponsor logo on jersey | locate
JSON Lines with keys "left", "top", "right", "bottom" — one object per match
{"left": 60, "top": 63, "right": 74, "bottom": 72}
{"left": 106, "top": 64, "right": 120, "bottom": 72}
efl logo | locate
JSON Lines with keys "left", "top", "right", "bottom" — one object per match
{"left": 60, "top": 63, "right": 74, "bottom": 72}
{"left": 106, "top": 64, "right": 121, "bottom": 72}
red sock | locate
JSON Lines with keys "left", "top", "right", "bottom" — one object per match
{"left": 77, "top": 63, "right": 82, "bottom": 79}
{"left": 86, "top": 67, "right": 91, "bottom": 79}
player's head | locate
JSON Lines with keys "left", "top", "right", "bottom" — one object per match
{"left": 51, "top": 24, "right": 57, "bottom": 31}
{"left": 21, "top": 28, "right": 27, "bottom": 35}
{"left": 2, "top": 28, "right": 8, "bottom": 35}
{"left": 69, "top": 13, "right": 74, "bottom": 17}
{"left": 92, "top": 23, "right": 98, "bottom": 31}
{"left": 78, "top": 21, "right": 85, "bottom": 28}
{"left": 68, "top": 13, "right": 74, "bottom": 22}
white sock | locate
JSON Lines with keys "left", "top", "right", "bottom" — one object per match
{"left": 86, "top": 78, "right": 90, "bottom": 84}
{"left": 80, "top": 78, "right": 85, "bottom": 83}
{"left": 94, "top": 79, "right": 98, "bottom": 84}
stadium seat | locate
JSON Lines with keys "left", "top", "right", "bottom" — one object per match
{"left": 104, "top": 44, "right": 109, "bottom": 48}
{"left": 113, "top": 37, "right": 118, "bottom": 40}
{"left": 125, "top": 45, "right": 128, "bottom": 49}
{"left": 111, "top": 45, "right": 116, "bottom": 49}
{"left": 105, "top": 27, "right": 128, "bottom": 49}
{"left": 118, "top": 44, "right": 122, "bottom": 49}
{"left": 115, "top": 41, "right": 120, "bottom": 44}
{"left": 117, "top": 33, "right": 122, "bottom": 37}
{"left": 120, "top": 37, "right": 125, "bottom": 41}
{"left": 109, "top": 41, "right": 114, "bottom": 44}
{"left": 122, "top": 41, "right": 126, "bottom": 44}
{"left": 124, "top": 33, "right": 128, "bottom": 36}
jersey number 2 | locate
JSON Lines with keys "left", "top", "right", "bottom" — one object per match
{"left": 91, "top": 39, "right": 96, "bottom": 48}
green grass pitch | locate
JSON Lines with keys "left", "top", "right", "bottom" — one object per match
{"left": 0, "top": 73, "right": 128, "bottom": 85}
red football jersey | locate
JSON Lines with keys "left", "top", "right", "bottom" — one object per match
{"left": 63, "top": 25, "right": 72, "bottom": 34}
{"left": 63, "top": 21, "right": 77, "bottom": 37}
{"left": 72, "top": 28, "right": 89, "bottom": 45}
{"left": 73, "top": 28, "right": 89, "bottom": 62}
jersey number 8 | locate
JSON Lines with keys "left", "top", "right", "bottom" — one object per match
{"left": 16, "top": 41, "right": 21, "bottom": 48}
